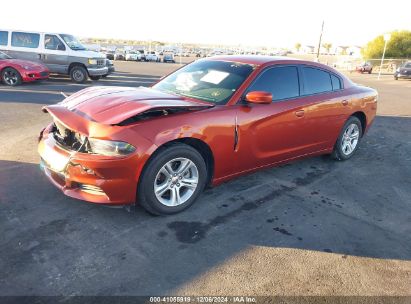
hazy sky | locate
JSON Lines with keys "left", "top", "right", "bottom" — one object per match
{"left": 1, "top": 0, "right": 410, "bottom": 47}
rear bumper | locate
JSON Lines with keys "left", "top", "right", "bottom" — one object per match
{"left": 38, "top": 131, "right": 139, "bottom": 205}
{"left": 22, "top": 70, "right": 49, "bottom": 82}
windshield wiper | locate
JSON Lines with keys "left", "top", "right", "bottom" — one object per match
{"left": 178, "top": 92, "right": 216, "bottom": 102}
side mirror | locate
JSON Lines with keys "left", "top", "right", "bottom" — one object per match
{"left": 57, "top": 44, "right": 65, "bottom": 51}
{"left": 245, "top": 91, "right": 272, "bottom": 104}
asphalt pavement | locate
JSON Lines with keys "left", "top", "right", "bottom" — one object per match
{"left": 0, "top": 60, "right": 410, "bottom": 296}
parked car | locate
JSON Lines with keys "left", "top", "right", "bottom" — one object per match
{"left": 38, "top": 56, "right": 377, "bottom": 215}
{"left": 0, "top": 30, "right": 107, "bottom": 83}
{"left": 125, "top": 51, "right": 139, "bottom": 61}
{"left": 0, "top": 51, "right": 49, "bottom": 86}
{"left": 355, "top": 62, "right": 373, "bottom": 74}
{"left": 102, "top": 59, "right": 115, "bottom": 78}
{"left": 137, "top": 50, "right": 146, "bottom": 61}
{"left": 105, "top": 51, "right": 115, "bottom": 60}
{"left": 163, "top": 53, "right": 175, "bottom": 63}
{"left": 394, "top": 61, "right": 411, "bottom": 80}
{"left": 114, "top": 51, "right": 125, "bottom": 61}
{"left": 146, "top": 52, "right": 160, "bottom": 62}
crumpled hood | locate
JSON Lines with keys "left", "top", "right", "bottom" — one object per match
{"left": 53, "top": 86, "right": 213, "bottom": 125}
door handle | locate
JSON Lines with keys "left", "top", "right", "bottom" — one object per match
{"left": 295, "top": 110, "right": 305, "bottom": 117}
{"left": 342, "top": 99, "right": 349, "bottom": 106}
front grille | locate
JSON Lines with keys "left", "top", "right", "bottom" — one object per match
{"left": 78, "top": 184, "right": 105, "bottom": 196}
{"left": 97, "top": 59, "right": 105, "bottom": 66}
{"left": 52, "top": 122, "right": 85, "bottom": 152}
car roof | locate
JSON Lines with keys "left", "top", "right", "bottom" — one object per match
{"left": 207, "top": 55, "right": 303, "bottom": 65}
{"left": 205, "top": 55, "right": 354, "bottom": 88}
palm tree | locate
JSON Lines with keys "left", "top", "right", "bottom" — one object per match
{"left": 322, "top": 43, "right": 333, "bottom": 54}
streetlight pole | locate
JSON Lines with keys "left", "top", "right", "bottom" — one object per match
{"left": 378, "top": 33, "right": 391, "bottom": 80}
{"left": 316, "top": 20, "right": 324, "bottom": 62}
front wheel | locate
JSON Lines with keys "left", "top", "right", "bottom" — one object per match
{"left": 138, "top": 143, "right": 207, "bottom": 215}
{"left": 331, "top": 116, "right": 362, "bottom": 161}
{"left": 70, "top": 66, "right": 88, "bottom": 83}
{"left": 1, "top": 67, "right": 22, "bottom": 86}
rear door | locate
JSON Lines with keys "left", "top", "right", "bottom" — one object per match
{"left": 299, "top": 66, "right": 349, "bottom": 150}
{"left": 235, "top": 65, "right": 315, "bottom": 171}
{"left": 41, "top": 34, "right": 69, "bottom": 73}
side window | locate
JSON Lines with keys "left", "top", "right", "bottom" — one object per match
{"left": 11, "top": 32, "right": 40, "bottom": 48}
{"left": 303, "top": 67, "right": 332, "bottom": 94}
{"left": 331, "top": 74, "right": 341, "bottom": 90}
{"left": 248, "top": 66, "right": 300, "bottom": 101}
{"left": 44, "top": 34, "right": 66, "bottom": 51}
{"left": 0, "top": 31, "right": 8, "bottom": 46}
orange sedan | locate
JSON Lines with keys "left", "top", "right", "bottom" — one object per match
{"left": 38, "top": 56, "right": 378, "bottom": 214}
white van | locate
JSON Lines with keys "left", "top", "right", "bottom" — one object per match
{"left": 0, "top": 30, "right": 108, "bottom": 83}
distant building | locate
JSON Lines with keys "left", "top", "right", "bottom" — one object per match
{"left": 302, "top": 45, "right": 315, "bottom": 54}
{"left": 347, "top": 46, "right": 362, "bottom": 58}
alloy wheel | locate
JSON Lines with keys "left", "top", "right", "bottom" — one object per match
{"left": 4, "top": 70, "right": 18, "bottom": 85}
{"left": 154, "top": 157, "right": 199, "bottom": 206}
{"left": 341, "top": 123, "right": 360, "bottom": 155}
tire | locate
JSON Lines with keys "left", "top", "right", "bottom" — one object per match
{"left": 89, "top": 75, "right": 101, "bottom": 81}
{"left": 137, "top": 143, "right": 207, "bottom": 215}
{"left": 331, "top": 116, "right": 363, "bottom": 161}
{"left": 368, "top": 69, "right": 372, "bottom": 74}
{"left": 70, "top": 65, "right": 88, "bottom": 83}
{"left": 102, "top": 74, "right": 108, "bottom": 78}
{"left": 394, "top": 76, "right": 398, "bottom": 80}
{"left": 1, "top": 67, "right": 22, "bottom": 86}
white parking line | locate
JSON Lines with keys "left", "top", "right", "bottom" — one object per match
{"left": 0, "top": 88, "right": 66, "bottom": 95}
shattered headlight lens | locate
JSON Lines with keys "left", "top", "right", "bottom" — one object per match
{"left": 88, "top": 138, "right": 135, "bottom": 156}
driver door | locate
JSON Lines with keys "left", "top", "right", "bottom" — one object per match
{"left": 40, "top": 34, "right": 68, "bottom": 74}
{"left": 235, "top": 65, "right": 314, "bottom": 172}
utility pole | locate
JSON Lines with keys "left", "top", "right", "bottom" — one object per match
{"left": 378, "top": 33, "right": 391, "bottom": 80}
{"left": 316, "top": 20, "right": 324, "bottom": 62}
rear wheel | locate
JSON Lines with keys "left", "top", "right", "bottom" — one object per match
{"left": 332, "top": 116, "right": 362, "bottom": 161}
{"left": 1, "top": 67, "right": 22, "bottom": 86}
{"left": 138, "top": 143, "right": 207, "bottom": 215}
{"left": 70, "top": 65, "right": 88, "bottom": 83}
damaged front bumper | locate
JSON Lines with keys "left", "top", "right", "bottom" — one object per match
{"left": 38, "top": 126, "right": 138, "bottom": 205}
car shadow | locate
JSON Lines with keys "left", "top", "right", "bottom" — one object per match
{"left": 0, "top": 115, "right": 410, "bottom": 295}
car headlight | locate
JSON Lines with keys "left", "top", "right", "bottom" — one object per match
{"left": 87, "top": 138, "right": 136, "bottom": 156}
{"left": 88, "top": 59, "right": 98, "bottom": 65}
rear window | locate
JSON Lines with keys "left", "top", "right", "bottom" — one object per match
{"left": 331, "top": 74, "right": 342, "bottom": 90}
{"left": 11, "top": 32, "right": 40, "bottom": 48}
{"left": 0, "top": 31, "right": 8, "bottom": 46}
{"left": 303, "top": 67, "right": 332, "bottom": 94}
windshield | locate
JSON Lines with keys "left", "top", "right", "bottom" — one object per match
{"left": 59, "top": 34, "right": 86, "bottom": 50}
{"left": 0, "top": 51, "right": 12, "bottom": 60}
{"left": 153, "top": 60, "right": 255, "bottom": 104}
{"left": 404, "top": 63, "right": 411, "bottom": 68}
